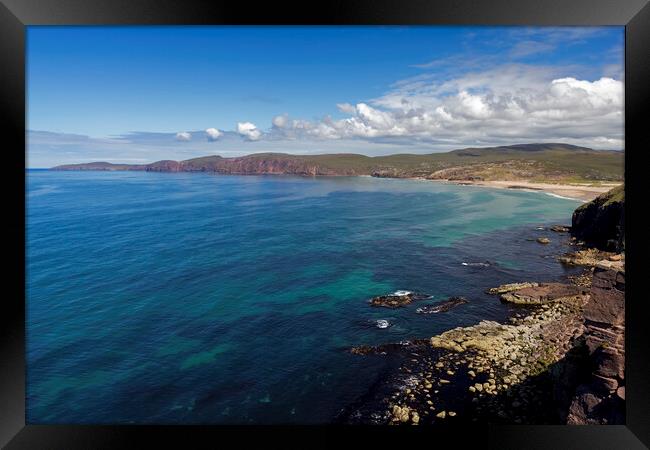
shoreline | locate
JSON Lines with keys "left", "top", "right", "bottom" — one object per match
{"left": 416, "top": 178, "right": 621, "bottom": 203}
{"left": 341, "top": 240, "right": 626, "bottom": 425}
{"left": 44, "top": 167, "right": 620, "bottom": 203}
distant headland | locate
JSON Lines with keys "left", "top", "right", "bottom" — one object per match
{"left": 52, "top": 143, "right": 623, "bottom": 201}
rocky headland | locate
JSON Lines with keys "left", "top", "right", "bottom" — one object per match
{"left": 341, "top": 185, "right": 625, "bottom": 425}
{"left": 571, "top": 184, "right": 625, "bottom": 252}
{"left": 52, "top": 143, "right": 622, "bottom": 201}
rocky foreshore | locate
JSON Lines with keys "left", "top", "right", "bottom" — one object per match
{"left": 341, "top": 185, "right": 626, "bottom": 425}
{"left": 343, "top": 258, "right": 624, "bottom": 425}
{"left": 343, "top": 284, "right": 590, "bottom": 424}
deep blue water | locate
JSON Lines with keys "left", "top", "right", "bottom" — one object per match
{"left": 26, "top": 170, "right": 581, "bottom": 424}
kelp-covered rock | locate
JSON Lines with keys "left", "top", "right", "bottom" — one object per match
{"left": 571, "top": 185, "right": 624, "bottom": 252}
{"left": 369, "top": 291, "right": 430, "bottom": 308}
{"left": 416, "top": 297, "right": 468, "bottom": 314}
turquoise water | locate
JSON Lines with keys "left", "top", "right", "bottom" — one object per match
{"left": 26, "top": 170, "right": 580, "bottom": 423}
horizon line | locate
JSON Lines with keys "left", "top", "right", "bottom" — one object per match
{"left": 42, "top": 142, "right": 624, "bottom": 169}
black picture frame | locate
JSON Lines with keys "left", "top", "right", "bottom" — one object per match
{"left": 2, "top": 0, "right": 649, "bottom": 448}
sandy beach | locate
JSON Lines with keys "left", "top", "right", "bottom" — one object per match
{"left": 426, "top": 179, "right": 621, "bottom": 202}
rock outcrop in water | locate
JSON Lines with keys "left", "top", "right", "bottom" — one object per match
{"left": 416, "top": 297, "right": 468, "bottom": 314}
{"left": 571, "top": 184, "right": 624, "bottom": 252}
{"left": 369, "top": 292, "right": 429, "bottom": 308}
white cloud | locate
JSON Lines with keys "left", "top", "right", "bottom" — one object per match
{"left": 51, "top": 67, "right": 621, "bottom": 163}
{"left": 205, "top": 128, "right": 223, "bottom": 141}
{"left": 28, "top": 127, "right": 622, "bottom": 169}
{"left": 237, "top": 122, "right": 262, "bottom": 141}
{"left": 509, "top": 40, "right": 556, "bottom": 58}
{"left": 175, "top": 131, "right": 192, "bottom": 141}
{"left": 272, "top": 114, "right": 289, "bottom": 128}
{"left": 355, "top": 103, "right": 396, "bottom": 129}
{"left": 336, "top": 103, "right": 357, "bottom": 114}
{"left": 171, "top": 66, "right": 622, "bottom": 152}
{"left": 450, "top": 91, "right": 491, "bottom": 119}
{"left": 268, "top": 66, "right": 623, "bottom": 150}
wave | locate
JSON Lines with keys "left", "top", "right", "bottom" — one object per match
{"left": 392, "top": 290, "right": 412, "bottom": 296}
{"left": 461, "top": 262, "right": 490, "bottom": 267}
{"left": 375, "top": 319, "right": 391, "bottom": 329}
{"left": 28, "top": 185, "right": 61, "bottom": 197}
{"left": 544, "top": 192, "right": 583, "bottom": 202}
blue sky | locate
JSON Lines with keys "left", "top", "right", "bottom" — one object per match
{"left": 27, "top": 26, "right": 624, "bottom": 167}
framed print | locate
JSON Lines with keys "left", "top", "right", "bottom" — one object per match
{"left": 1, "top": 0, "right": 649, "bottom": 448}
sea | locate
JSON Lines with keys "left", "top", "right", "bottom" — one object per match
{"left": 26, "top": 170, "right": 582, "bottom": 423}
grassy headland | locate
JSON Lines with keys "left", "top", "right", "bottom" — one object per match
{"left": 52, "top": 143, "right": 623, "bottom": 200}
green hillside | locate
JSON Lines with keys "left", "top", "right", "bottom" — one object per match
{"left": 53, "top": 143, "right": 624, "bottom": 183}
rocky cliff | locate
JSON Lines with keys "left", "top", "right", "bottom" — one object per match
{"left": 566, "top": 267, "right": 625, "bottom": 424}
{"left": 571, "top": 184, "right": 625, "bottom": 252}
{"left": 559, "top": 190, "right": 626, "bottom": 425}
